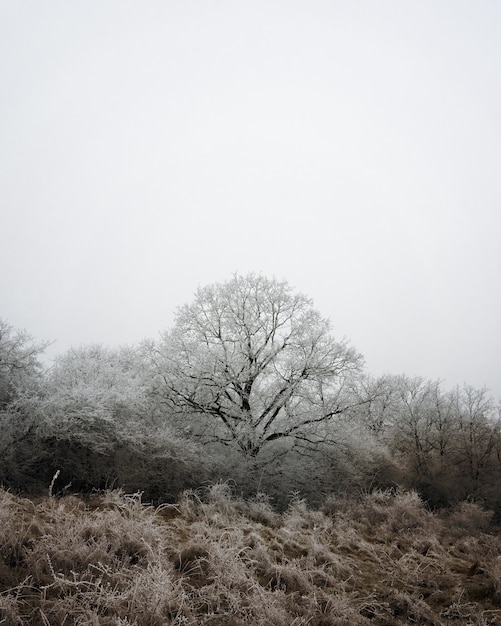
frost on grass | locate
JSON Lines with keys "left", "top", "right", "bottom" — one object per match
{"left": 1, "top": 486, "right": 501, "bottom": 625}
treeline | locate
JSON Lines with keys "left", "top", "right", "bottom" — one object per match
{"left": 1, "top": 275, "right": 500, "bottom": 513}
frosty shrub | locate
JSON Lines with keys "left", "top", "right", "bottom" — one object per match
{"left": 443, "top": 501, "right": 494, "bottom": 537}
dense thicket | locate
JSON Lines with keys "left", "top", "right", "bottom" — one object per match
{"left": 1, "top": 276, "right": 500, "bottom": 513}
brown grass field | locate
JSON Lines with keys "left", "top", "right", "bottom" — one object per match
{"left": 1, "top": 484, "right": 501, "bottom": 625}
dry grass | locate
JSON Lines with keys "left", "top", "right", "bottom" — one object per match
{"left": 1, "top": 485, "right": 501, "bottom": 625}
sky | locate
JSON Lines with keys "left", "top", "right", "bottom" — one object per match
{"left": 1, "top": 1, "right": 500, "bottom": 399}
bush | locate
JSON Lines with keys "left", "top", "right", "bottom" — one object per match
{"left": 0, "top": 419, "right": 218, "bottom": 503}
{"left": 442, "top": 501, "right": 494, "bottom": 538}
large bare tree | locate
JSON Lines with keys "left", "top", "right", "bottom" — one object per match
{"left": 153, "top": 274, "right": 364, "bottom": 457}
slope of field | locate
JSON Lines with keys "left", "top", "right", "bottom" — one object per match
{"left": 0, "top": 485, "right": 500, "bottom": 625}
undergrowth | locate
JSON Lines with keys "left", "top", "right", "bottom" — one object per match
{"left": 1, "top": 484, "right": 501, "bottom": 625}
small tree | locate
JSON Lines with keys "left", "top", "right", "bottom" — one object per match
{"left": 152, "top": 274, "right": 364, "bottom": 457}
{"left": 30, "top": 344, "right": 159, "bottom": 448}
{"left": 0, "top": 319, "right": 48, "bottom": 410}
{"left": 453, "top": 385, "right": 499, "bottom": 483}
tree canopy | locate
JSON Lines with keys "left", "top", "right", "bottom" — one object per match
{"left": 152, "top": 274, "right": 364, "bottom": 456}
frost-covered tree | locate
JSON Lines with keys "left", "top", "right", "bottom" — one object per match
{"left": 0, "top": 319, "right": 48, "bottom": 410}
{"left": 453, "top": 385, "right": 499, "bottom": 482}
{"left": 152, "top": 274, "right": 364, "bottom": 457}
{"left": 32, "top": 344, "right": 156, "bottom": 448}
{"left": 354, "top": 375, "right": 501, "bottom": 505}
{"left": 4, "top": 342, "right": 212, "bottom": 498}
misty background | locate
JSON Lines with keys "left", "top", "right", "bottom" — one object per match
{"left": 1, "top": 1, "right": 500, "bottom": 398}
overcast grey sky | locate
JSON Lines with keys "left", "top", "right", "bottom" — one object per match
{"left": 1, "top": 1, "right": 500, "bottom": 398}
